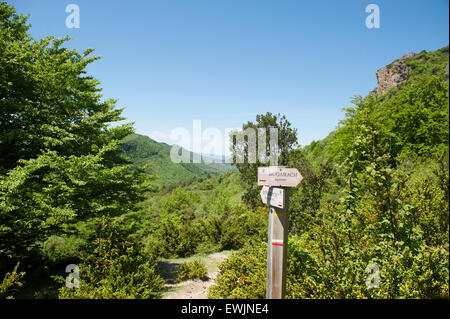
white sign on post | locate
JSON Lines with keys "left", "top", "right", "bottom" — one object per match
{"left": 260, "top": 186, "right": 284, "bottom": 208}
{"left": 258, "top": 167, "right": 303, "bottom": 187}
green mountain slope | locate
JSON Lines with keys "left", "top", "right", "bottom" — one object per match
{"left": 121, "top": 133, "right": 235, "bottom": 185}
{"left": 304, "top": 45, "right": 449, "bottom": 165}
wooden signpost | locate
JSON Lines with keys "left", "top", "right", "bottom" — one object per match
{"left": 258, "top": 166, "right": 303, "bottom": 299}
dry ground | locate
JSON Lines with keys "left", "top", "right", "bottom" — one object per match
{"left": 157, "top": 250, "right": 233, "bottom": 299}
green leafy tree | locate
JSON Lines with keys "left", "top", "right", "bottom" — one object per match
{"left": 0, "top": 2, "right": 151, "bottom": 261}
{"left": 230, "top": 112, "right": 298, "bottom": 207}
{"left": 288, "top": 149, "right": 341, "bottom": 234}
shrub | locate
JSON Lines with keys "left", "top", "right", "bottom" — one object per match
{"left": 208, "top": 242, "right": 267, "bottom": 299}
{"left": 177, "top": 259, "right": 208, "bottom": 282}
{"left": 42, "top": 236, "right": 84, "bottom": 264}
{"left": 145, "top": 212, "right": 200, "bottom": 258}
{"left": 57, "top": 217, "right": 164, "bottom": 299}
{"left": 0, "top": 263, "right": 25, "bottom": 299}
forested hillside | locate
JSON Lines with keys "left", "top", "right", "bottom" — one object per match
{"left": 122, "top": 133, "right": 235, "bottom": 185}
{"left": 1, "top": 2, "right": 448, "bottom": 300}
{"left": 305, "top": 46, "right": 449, "bottom": 166}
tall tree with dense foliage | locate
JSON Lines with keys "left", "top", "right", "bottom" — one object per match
{"left": 0, "top": 2, "right": 150, "bottom": 263}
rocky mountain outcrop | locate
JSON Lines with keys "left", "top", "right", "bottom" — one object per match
{"left": 374, "top": 52, "right": 416, "bottom": 95}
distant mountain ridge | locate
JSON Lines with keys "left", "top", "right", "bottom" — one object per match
{"left": 122, "top": 134, "right": 236, "bottom": 185}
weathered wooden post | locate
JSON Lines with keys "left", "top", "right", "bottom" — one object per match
{"left": 258, "top": 167, "right": 303, "bottom": 299}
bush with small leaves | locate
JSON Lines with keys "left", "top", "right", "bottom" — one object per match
{"left": 177, "top": 259, "right": 208, "bottom": 282}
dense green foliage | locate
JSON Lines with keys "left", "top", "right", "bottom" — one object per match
{"left": 208, "top": 242, "right": 267, "bottom": 299}
{"left": 134, "top": 172, "right": 267, "bottom": 258}
{"left": 57, "top": 217, "right": 164, "bottom": 299}
{"left": 122, "top": 133, "right": 235, "bottom": 185}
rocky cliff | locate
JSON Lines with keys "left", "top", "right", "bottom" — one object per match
{"left": 371, "top": 46, "right": 449, "bottom": 96}
{"left": 374, "top": 52, "right": 416, "bottom": 95}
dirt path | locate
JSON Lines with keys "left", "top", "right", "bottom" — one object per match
{"left": 158, "top": 251, "right": 232, "bottom": 299}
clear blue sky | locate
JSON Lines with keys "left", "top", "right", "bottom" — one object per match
{"left": 9, "top": 0, "right": 450, "bottom": 153}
